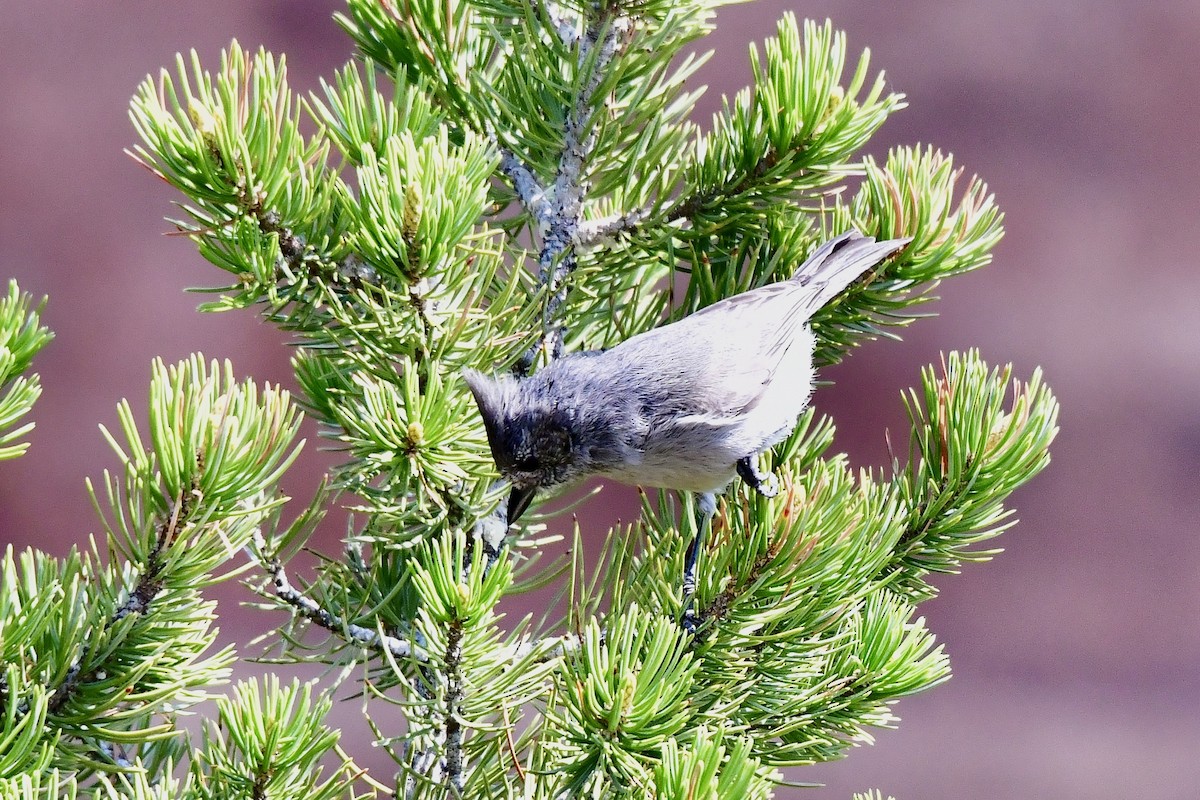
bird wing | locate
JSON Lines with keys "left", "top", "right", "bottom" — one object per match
{"left": 612, "top": 231, "right": 909, "bottom": 419}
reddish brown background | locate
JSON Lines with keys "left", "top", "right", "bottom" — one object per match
{"left": 2, "top": 2, "right": 1198, "bottom": 797}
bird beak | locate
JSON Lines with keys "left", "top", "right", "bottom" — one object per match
{"left": 507, "top": 485, "right": 538, "bottom": 526}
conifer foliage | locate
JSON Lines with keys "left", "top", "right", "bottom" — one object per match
{"left": 1, "top": 2, "right": 1058, "bottom": 797}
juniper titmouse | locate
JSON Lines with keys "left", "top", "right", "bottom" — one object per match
{"left": 464, "top": 229, "right": 908, "bottom": 589}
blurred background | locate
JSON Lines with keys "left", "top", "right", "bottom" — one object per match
{"left": 1, "top": 1, "right": 1197, "bottom": 797}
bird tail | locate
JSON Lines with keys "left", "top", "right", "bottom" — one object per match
{"left": 790, "top": 229, "right": 911, "bottom": 311}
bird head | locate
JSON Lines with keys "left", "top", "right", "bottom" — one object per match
{"left": 463, "top": 368, "right": 584, "bottom": 524}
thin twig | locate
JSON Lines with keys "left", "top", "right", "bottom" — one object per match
{"left": 48, "top": 490, "right": 192, "bottom": 714}
{"left": 249, "top": 530, "right": 430, "bottom": 663}
{"left": 508, "top": 631, "right": 582, "bottom": 663}
{"left": 498, "top": 145, "right": 550, "bottom": 226}
{"left": 442, "top": 618, "right": 466, "bottom": 793}
{"left": 403, "top": 741, "right": 443, "bottom": 800}
{"left": 575, "top": 208, "right": 649, "bottom": 247}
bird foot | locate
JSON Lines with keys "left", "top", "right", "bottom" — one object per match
{"left": 680, "top": 558, "right": 701, "bottom": 635}
{"left": 737, "top": 456, "right": 778, "bottom": 498}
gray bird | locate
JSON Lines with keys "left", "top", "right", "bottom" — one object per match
{"left": 464, "top": 229, "right": 908, "bottom": 592}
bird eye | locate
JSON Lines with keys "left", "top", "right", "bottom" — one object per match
{"left": 516, "top": 456, "right": 540, "bottom": 472}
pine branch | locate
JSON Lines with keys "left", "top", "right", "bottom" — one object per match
{"left": 0, "top": 281, "right": 53, "bottom": 461}
{"left": 879, "top": 350, "right": 1059, "bottom": 598}
{"left": 47, "top": 488, "right": 194, "bottom": 717}
{"left": 575, "top": 207, "right": 649, "bottom": 246}
{"left": 441, "top": 617, "right": 466, "bottom": 792}
{"left": 191, "top": 676, "right": 372, "bottom": 799}
{"left": 518, "top": 10, "right": 635, "bottom": 371}
{"left": 497, "top": 143, "right": 550, "bottom": 225}
{"left": 510, "top": 631, "right": 583, "bottom": 663}
{"left": 249, "top": 529, "right": 431, "bottom": 663}
{"left": 578, "top": 136, "right": 784, "bottom": 252}
{"left": 0, "top": 358, "right": 303, "bottom": 780}
{"left": 103, "top": 6, "right": 1057, "bottom": 797}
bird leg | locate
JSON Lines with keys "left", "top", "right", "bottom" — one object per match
{"left": 681, "top": 491, "right": 717, "bottom": 633}
{"left": 736, "top": 455, "right": 778, "bottom": 498}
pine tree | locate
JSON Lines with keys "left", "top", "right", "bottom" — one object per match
{"left": 0, "top": 2, "right": 1058, "bottom": 797}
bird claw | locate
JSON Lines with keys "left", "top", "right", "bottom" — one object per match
{"left": 737, "top": 456, "right": 778, "bottom": 498}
